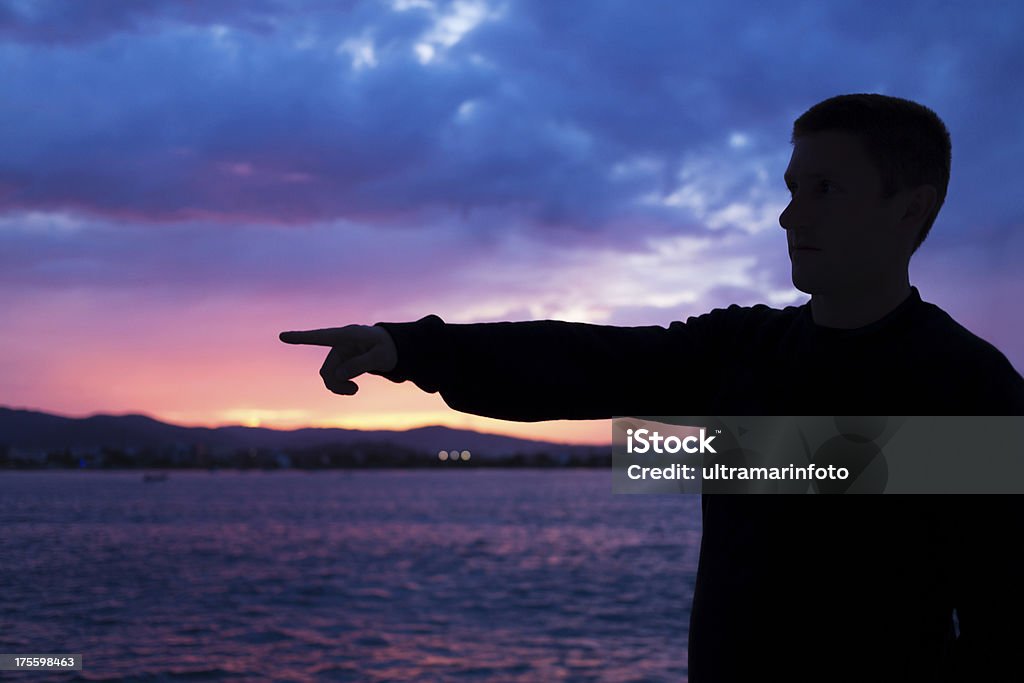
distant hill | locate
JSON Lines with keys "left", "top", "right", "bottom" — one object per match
{"left": 0, "top": 406, "right": 609, "bottom": 460}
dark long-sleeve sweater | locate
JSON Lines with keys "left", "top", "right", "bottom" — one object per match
{"left": 375, "top": 287, "right": 1024, "bottom": 681}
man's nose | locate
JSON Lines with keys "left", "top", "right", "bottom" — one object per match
{"left": 779, "top": 198, "right": 802, "bottom": 232}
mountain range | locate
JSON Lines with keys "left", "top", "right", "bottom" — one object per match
{"left": 0, "top": 406, "right": 609, "bottom": 459}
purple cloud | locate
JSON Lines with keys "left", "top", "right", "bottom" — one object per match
{"left": 1, "top": 0, "right": 1022, "bottom": 375}
{"left": 2, "top": 0, "right": 1016, "bottom": 239}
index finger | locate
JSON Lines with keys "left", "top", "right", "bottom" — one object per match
{"left": 279, "top": 328, "right": 348, "bottom": 346}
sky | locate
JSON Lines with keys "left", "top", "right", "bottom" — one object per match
{"left": 1, "top": 0, "right": 1022, "bottom": 445}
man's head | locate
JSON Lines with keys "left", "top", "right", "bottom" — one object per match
{"left": 779, "top": 94, "right": 952, "bottom": 296}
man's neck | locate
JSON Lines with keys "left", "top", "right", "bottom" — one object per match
{"left": 809, "top": 279, "right": 913, "bottom": 329}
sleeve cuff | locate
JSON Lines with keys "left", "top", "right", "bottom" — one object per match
{"left": 371, "top": 314, "right": 447, "bottom": 393}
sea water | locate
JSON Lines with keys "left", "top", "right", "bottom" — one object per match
{"left": 0, "top": 470, "right": 700, "bottom": 681}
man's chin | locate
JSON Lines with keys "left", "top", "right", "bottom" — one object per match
{"left": 790, "top": 274, "right": 843, "bottom": 297}
{"left": 791, "top": 273, "right": 822, "bottom": 295}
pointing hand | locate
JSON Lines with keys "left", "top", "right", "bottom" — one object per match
{"left": 279, "top": 325, "right": 398, "bottom": 395}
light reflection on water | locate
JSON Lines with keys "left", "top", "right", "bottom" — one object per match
{"left": 0, "top": 470, "right": 700, "bottom": 681}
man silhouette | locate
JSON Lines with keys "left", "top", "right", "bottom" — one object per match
{"left": 281, "top": 94, "right": 1024, "bottom": 681}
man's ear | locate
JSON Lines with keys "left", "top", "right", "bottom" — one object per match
{"left": 900, "top": 184, "right": 938, "bottom": 228}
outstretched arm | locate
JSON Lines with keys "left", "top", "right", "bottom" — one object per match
{"left": 282, "top": 311, "right": 735, "bottom": 422}
{"left": 375, "top": 314, "right": 722, "bottom": 421}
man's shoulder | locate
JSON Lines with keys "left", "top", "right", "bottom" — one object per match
{"left": 916, "top": 301, "right": 1017, "bottom": 367}
{"left": 658, "top": 301, "right": 806, "bottom": 367}
{"left": 684, "top": 299, "right": 804, "bottom": 337}
{"left": 914, "top": 300, "right": 1024, "bottom": 410}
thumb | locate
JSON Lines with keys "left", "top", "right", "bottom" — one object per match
{"left": 333, "top": 349, "right": 382, "bottom": 381}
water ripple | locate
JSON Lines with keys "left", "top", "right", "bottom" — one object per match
{"left": 1, "top": 470, "right": 698, "bottom": 681}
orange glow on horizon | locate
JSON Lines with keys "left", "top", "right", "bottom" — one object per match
{"left": 165, "top": 409, "right": 612, "bottom": 445}
{"left": 5, "top": 402, "right": 611, "bottom": 446}
{"left": 2, "top": 291, "right": 614, "bottom": 446}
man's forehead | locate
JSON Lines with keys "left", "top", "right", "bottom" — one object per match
{"left": 784, "top": 131, "right": 870, "bottom": 181}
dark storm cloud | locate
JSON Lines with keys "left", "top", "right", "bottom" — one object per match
{"left": 1, "top": 0, "right": 1021, "bottom": 368}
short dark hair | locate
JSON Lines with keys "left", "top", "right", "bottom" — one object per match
{"left": 791, "top": 93, "right": 952, "bottom": 252}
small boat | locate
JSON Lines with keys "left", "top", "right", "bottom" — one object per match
{"left": 142, "top": 472, "right": 169, "bottom": 483}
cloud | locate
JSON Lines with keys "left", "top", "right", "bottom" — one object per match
{"left": 2, "top": 0, "right": 1023, "bottom": 420}
{"left": 1, "top": 0, "right": 1020, "bottom": 251}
